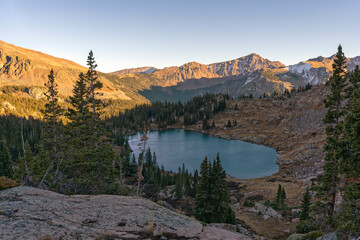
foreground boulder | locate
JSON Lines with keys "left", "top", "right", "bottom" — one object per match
{"left": 0, "top": 187, "right": 249, "bottom": 240}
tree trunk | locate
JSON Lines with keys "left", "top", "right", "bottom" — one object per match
{"left": 119, "top": 156, "right": 123, "bottom": 187}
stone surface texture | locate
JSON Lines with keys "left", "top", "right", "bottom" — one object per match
{"left": 0, "top": 187, "right": 250, "bottom": 240}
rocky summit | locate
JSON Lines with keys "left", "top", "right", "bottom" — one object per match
{"left": 0, "top": 187, "right": 250, "bottom": 240}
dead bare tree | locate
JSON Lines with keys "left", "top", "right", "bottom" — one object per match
{"left": 136, "top": 127, "right": 148, "bottom": 195}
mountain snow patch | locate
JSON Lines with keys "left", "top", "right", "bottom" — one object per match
{"left": 143, "top": 67, "right": 156, "bottom": 74}
{"left": 289, "top": 62, "right": 312, "bottom": 74}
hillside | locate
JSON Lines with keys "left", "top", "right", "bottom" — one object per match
{"left": 0, "top": 40, "right": 131, "bottom": 99}
{"left": 0, "top": 40, "right": 151, "bottom": 117}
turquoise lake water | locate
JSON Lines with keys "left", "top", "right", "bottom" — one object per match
{"left": 127, "top": 129, "right": 278, "bottom": 179}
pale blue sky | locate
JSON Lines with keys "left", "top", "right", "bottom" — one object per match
{"left": 1, "top": 0, "right": 359, "bottom": 72}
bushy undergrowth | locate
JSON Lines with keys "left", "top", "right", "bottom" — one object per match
{"left": 0, "top": 177, "right": 19, "bottom": 190}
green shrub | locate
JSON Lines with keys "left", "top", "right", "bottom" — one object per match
{"left": 246, "top": 194, "right": 264, "bottom": 201}
{"left": 296, "top": 220, "right": 317, "bottom": 234}
{"left": 300, "top": 231, "right": 323, "bottom": 240}
{"left": 120, "top": 186, "right": 131, "bottom": 196}
{"left": 244, "top": 198, "right": 255, "bottom": 207}
{"left": 0, "top": 177, "right": 19, "bottom": 190}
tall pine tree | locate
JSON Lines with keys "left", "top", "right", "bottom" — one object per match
{"left": 62, "top": 53, "right": 115, "bottom": 194}
{"left": 68, "top": 72, "right": 90, "bottom": 134}
{"left": 195, "top": 154, "right": 235, "bottom": 224}
{"left": 322, "top": 45, "right": 348, "bottom": 218}
{"left": 85, "top": 50, "right": 103, "bottom": 142}
{"left": 39, "top": 69, "right": 63, "bottom": 188}
{"left": 339, "top": 65, "right": 360, "bottom": 233}
{"left": 342, "top": 65, "right": 360, "bottom": 177}
{"left": 194, "top": 156, "right": 211, "bottom": 222}
{"left": 300, "top": 188, "right": 311, "bottom": 220}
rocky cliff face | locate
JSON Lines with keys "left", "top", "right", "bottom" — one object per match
{"left": 0, "top": 187, "right": 249, "bottom": 240}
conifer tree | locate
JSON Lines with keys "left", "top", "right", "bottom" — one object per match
{"left": 14, "top": 142, "right": 34, "bottom": 185}
{"left": 211, "top": 121, "right": 215, "bottom": 129}
{"left": 282, "top": 187, "right": 286, "bottom": 203}
{"left": 32, "top": 144, "right": 50, "bottom": 184}
{"left": 300, "top": 188, "right": 311, "bottom": 220}
{"left": 68, "top": 73, "right": 90, "bottom": 132}
{"left": 195, "top": 154, "right": 235, "bottom": 224}
{"left": 202, "top": 118, "right": 210, "bottom": 130}
{"left": 85, "top": 50, "right": 103, "bottom": 140}
{"left": 210, "top": 153, "right": 235, "bottom": 224}
{"left": 195, "top": 156, "right": 211, "bottom": 222}
{"left": 322, "top": 45, "right": 348, "bottom": 217}
{"left": 0, "top": 138, "right": 13, "bottom": 178}
{"left": 276, "top": 184, "right": 282, "bottom": 205}
{"left": 339, "top": 65, "right": 360, "bottom": 233}
{"left": 193, "top": 169, "right": 199, "bottom": 186}
{"left": 130, "top": 153, "right": 137, "bottom": 175}
{"left": 63, "top": 53, "right": 115, "bottom": 194}
{"left": 227, "top": 119, "right": 232, "bottom": 128}
{"left": 175, "top": 177, "right": 183, "bottom": 199}
{"left": 39, "top": 69, "right": 63, "bottom": 188}
{"left": 122, "top": 152, "right": 131, "bottom": 176}
{"left": 184, "top": 177, "right": 192, "bottom": 197}
{"left": 342, "top": 65, "right": 360, "bottom": 177}
{"left": 153, "top": 166, "right": 161, "bottom": 192}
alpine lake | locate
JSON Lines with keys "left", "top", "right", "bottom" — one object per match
{"left": 128, "top": 129, "right": 278, "bottom": 179}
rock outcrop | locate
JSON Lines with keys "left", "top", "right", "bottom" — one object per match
{"left": 0, "top": 187, "right": 250, "bottom": 240}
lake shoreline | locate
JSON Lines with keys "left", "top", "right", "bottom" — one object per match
{"left": 167, "top": 126, "right": 281, "bottom": 179}
{"left": 127, "top": 128, "right": 278, "bottom": 179}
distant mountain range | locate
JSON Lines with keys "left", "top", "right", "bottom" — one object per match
{"left": 1, "top": 40, "right": 360, "bottom": 107}
{"left": 110, "top": 53, "right": 360, "bottom": 102}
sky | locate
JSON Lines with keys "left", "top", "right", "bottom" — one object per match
{"left": 1, "top": 0, "right": 360, "bottom": 72}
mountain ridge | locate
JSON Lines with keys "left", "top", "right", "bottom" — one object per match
{"left": 0, "top": 40, "right": 131, "bottom": 100}
{"left": 114, "top": 53, "right": 360, "bottom": 102}
{"left": 1, "top": 39, "right": 360, "bottom": 109}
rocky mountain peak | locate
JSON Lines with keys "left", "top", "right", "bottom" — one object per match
{"left": 109, "top": 66, "right": 157, "bottom": 76}
{"left": 307, "top": 56, "right": 328, "bottom": 62}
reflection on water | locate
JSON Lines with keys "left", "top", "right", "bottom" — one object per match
{"left": 128, "top": 129, "right": 278, "bottom": 179}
